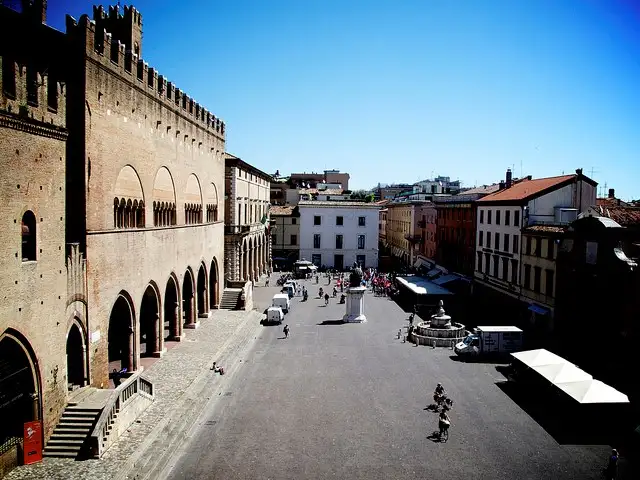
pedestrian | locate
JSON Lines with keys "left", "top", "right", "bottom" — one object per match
{"left": 283, "top": 324, "right": 290, "bottom": 339}
{"left": 265, "top": 277, "right": 270, "bottom": 287}
{"left": 604, "top": 449, "right": 619, "bottom": 480}
{"left": 324, "top": 293, "right": 329, "bottom": 305}
{"left": 112, "top": 368, "right": 121, "bottom": 387}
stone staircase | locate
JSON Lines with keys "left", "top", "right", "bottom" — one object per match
{"left": 43, "top": 387, "right": 111, "bottom": 459}
{"left": 44, "top": 406, "right": 101, "bottom": 458}
{"left": 219, "top": 288, "right": 242, "bottom": 310}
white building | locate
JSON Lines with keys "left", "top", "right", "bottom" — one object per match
{"left": 474, "top": 169, "right": 596, "bottom": 311}
{"left": 298, "top": 201, "right": 381, "bottom": 270}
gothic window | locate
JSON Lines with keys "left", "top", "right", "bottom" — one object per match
{"left": 21, "top": 211, "right": 36, "bottom": 261}
{"left": 153, "top": 201, "right": 175, "bottom": 227}
{"left": 185, "top": 204, "right": 203, "bottom": 225}
{"left": 2, "top": 56, "right": 16, "bottom": 97}
{"left": 26, "top": 66, "right": 38, "bottom": 106}
{"left": 206, "top": 204, "right": 218, "bottom": 222}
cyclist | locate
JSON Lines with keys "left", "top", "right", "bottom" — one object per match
{"left": 438, "top": 410, "right": 451, "bottom": 439}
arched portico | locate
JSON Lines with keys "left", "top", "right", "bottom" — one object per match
{"left": 108, "top": 292, "right": 136, "bottom": 374}
{"left": 164, "top": 274, "right": 183, "bottom": 341}
{"left": 140, "top": 283, "right": 164, "bottom": 357}
{"left": 197, "top": 263, "right": 208, "bottom": 318}
{"left": 66, "top": 319, "right": 88, "bottom": 389}
{"left": 0, "top": 330, "right": 41, "bottom": 445}
{"left": 183, "top": 268, "right": 198, "bottom": 329}
{"left": 209, "top": 258, "right": 220, "bottom": 309}
{"left": 241, "top": 240, "right": 248, "bottom": 281}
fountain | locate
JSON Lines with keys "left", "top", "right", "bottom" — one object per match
{"left": 343, "top": 263, "right": 367, "bottom": 323}
{"left": 409, "top": 300, "right": 466, "bottom": 347}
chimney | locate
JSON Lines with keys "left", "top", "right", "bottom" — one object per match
{"left": 499, "top": 180, "right": 506, "bottom": 190}
{"left": 506, "top": 168, "right": 513, "bottom": 188}
{"left": 608, "top": 188, "right": 615, "bottom": 199}
{"left": 576, "top": 168, "right": 583, "bottom": 176}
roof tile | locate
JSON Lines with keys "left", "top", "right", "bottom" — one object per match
{"left": 477, "top": 175, "right": 576, "bottom": 203}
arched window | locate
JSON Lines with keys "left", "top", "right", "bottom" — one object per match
{"left": 21, "top": 210, "right": 37, "bottom": 261}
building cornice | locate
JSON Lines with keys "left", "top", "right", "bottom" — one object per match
{"left": 0, "top": 111, "right": 68, "bottom": 140}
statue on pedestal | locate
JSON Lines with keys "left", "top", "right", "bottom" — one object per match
{"left": 349, "top": 263, "right": 363, "bottom": 288}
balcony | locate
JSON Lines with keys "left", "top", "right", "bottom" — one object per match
{"left": 225, "top": 225, "right": 251, "bottom": 235}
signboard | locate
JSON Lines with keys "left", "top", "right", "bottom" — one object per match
{"left": 23, "top": 420, "right": 43, "bottom": 465}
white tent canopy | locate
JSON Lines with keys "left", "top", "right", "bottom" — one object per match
{"left": 531, "top": 362, "right": 593, "bottom": 384}
{"left": 556, "top": 379, "right": 629, "bottom": 404}
{"left": 511, "top": 349, "right": 566, "bottom": 368}
{"left": 511, "top": 349, "right": 630, "bottom": 404}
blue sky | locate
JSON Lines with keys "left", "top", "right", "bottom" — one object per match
{"left": 46, "top": 0, "right": 640, "bottom": 199}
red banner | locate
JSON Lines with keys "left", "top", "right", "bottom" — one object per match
{"left": 23, "top": 420, "right": 43, "bottom": 465}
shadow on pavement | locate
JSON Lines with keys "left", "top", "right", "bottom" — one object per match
{"left": 317, "top": 320, "right": 346, "bottom": 326}
{"left": 426, "top": 431, "right": 444, "bottom": 443}
{"left": 448, "top": 355, "right": 511, "bottom": 365}
{"left": 496, "top": 380, "right": 617, "bottom": 445}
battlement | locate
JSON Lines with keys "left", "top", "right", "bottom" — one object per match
{"left": 0, "top": 55, "right": 67, "bottom": 131}
{"left": 66, "top": 12, "right": 225, "bottom": 138}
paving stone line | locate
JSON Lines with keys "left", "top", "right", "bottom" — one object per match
{"left": 113, "top": 309, "right": 263, "bottom": 480}
{"left": 138, "top": 313, "right": 263, "bottom": 480}
{"left": 4, "top": 308, "right": 263, "bottom": 480}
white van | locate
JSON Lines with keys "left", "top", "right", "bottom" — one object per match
{"left": 282, "top": 284, "right": 295, "bottom": 298}
{"left": 266, "top": 306, "right": 284, "bottom": 324}
{"left": 272, "top": 293, "right": 291, "bottom": 313}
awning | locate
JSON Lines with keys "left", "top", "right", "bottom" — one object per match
{"left": 511, "top": 349, "right": 566, "bottom": 368}
{"left": 396, "top": 276, "right": 427, "bottom": 295}
{"left": 528, "top": 304, "right": 550, "bottom": 315}
{"left": 556, "top": 379, "right": 629, "bottom": 404}
{"left": 530, "top": 363, "right": 592, "bottom": 384}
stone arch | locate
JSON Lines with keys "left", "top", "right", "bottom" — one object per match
{"left": 206, "top": 182, "right": 219, "bottom": 222}
{"left": 153, "top": 167, "right": 177, "bottom": 226}
{"left": 197, "top": 262, "right": 208, "bottom": 318}
{"left": 108, "top": 291, "right": 136, "bottom": 377}
{"left": 140, "top": 282, "right": 163, "bottom": 358}
{"left": 0, "top": 329, "right": 42, "bottom": 444}
{"left": 21, "top": 210, "right": 37, "bottom": 261}
{"left": 113, "top": 165, "right": 145, "bottom": 229}
{"left": 184, "top": 174, "right": 203, "bottom": 224}
{"left": 182, "top": 267, "right": 197, "bottom": 328}
{"left": 209, "top": 257, "right": 220, "bottom": 308}
{"left": 66, "top": 318, "right": 88, "bottom": 388}
{"left": 248, "top": 236, "right": 254, "bottom": 282}
{"left": 164, "top": 273, "right": 182, "bottom": 342}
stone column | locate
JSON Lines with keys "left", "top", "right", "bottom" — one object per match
{"left": 172, "top": 301, "right": 182, "bottom": 340}
{"left": 185, "top": 295, "right": 199, "bottom": 329}
{"left": 81, "top": 344, "right": 88, "bottom": 386}
{"left": 127, "top": 329, "right": 135, "bottom": 371}
{"left": 199, "top": 286, "right": 209, "bottom": 318}
{"left": 152, "top": 313, "right": 164, "bottom": 357}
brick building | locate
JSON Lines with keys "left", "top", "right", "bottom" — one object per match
{"left": 224, "top": 154, "right": 271, "bottom": 283}
{"left": 434, "top": 184, "right": 500, "bottom": 276}
{"left": 0, "top": 2, "right": 228, "bottom": 464}
{"left": 0, "top": 2, "right": 70, "bottom": 462}
{"left": 415, "top": 202, "right": 437, "bottom": 260}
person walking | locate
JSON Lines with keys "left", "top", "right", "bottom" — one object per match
{"left": 324, "top": 293, "right": 329, "bottom": 305}
{"left": 604, "top": 449, "right": 619, "bottom": 480}
{"left": 283, "top": 324, "right": 290, "bottom": 339}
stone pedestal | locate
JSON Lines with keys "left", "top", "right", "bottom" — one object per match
{"left": 343, "top": 286, "right": 367, "bottom": 323}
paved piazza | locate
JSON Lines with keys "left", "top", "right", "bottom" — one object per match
{"left": 163, "top": 275, "right": 634, "bottom": 480}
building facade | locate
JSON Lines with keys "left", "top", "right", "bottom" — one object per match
{"left": 385, "top": 201, "right": 426, "bottom": 267}
{"left": 1, "top": 3, "right": 230, "bottom": 461}
{"left": 270, "top": 205, "right": 300, "bottom": 268}
{"left": 298, "top": 201, "right": 380, "bottom": 270}
{"left": 416, "top": 202, "right": 437, "bottom": 260}
{"left": 434, "top": 185, "right": 499, "bottom": 276}
{"left": 0, "top": 5, "right": 71, "bottom": 454}
{"left": 473, "top": 170, "right": 596, "bottom": 326}
{"left": 224, "top": 154, "right": 271, "bottom": 282}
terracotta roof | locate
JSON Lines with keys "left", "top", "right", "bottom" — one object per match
{"left": 477, "top": 175, "right": 576, "bottom": 203}
{"left": 597, "top": 206, "right": 640, "bottom": 227}
{"left": 318, "top": 189, "right": 345, "bottom": 195}
{"left": 462, "top": 183, "right": 501, "bottom": 195}
{"left": 374, "top": 199, "right": 391, "bottom": 206}
{"left": 299, "top": 188, "right": 319, "bottom": 194}
{"left": 270, "top": 206, "right": 295, "bottom": 215}
{"left": 522, "top": 225, "right": 568, "bottom": 234}
{"left": 596, "top": 197, "right": 629, "bottom": 208}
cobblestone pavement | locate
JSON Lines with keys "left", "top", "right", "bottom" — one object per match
{"left": 6, "top": 275, "right": 279, "bottom": 480}
{"left": 162, "top": 274, "right": 636, "bottom": 480}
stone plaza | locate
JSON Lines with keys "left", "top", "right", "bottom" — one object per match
{"left": 5, "top": 274, "right": 637, "bottom": 479}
